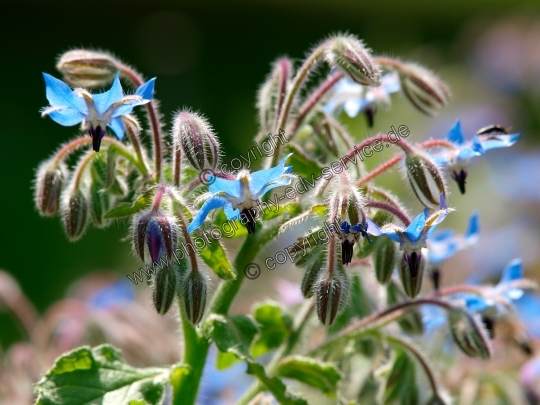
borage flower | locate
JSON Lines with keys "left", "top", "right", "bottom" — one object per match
{"left": 367, "top": 194, "right": 450, "bottom": 297}
{"left": 187, "top": 154, "right": 294, "bottom": 234}
{"left": 432, "top": 121, "right": 520, "bottom": 194}
{"left": 323, "top": 72, "right": 400, "bottom": 126}
{"left": 41, "top": 72, "right": 156, "bottom": 152}
{"left": 336, "top": 221, "right": 371, "bottom": 265}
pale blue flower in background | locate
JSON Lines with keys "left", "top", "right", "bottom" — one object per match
{"left": 428, "top": 212, "right": 479, "bottom": 264}
{"left": 41, "top": 72, "right": 156, "bottom": 151}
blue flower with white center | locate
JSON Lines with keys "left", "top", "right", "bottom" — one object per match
{"left": 187, "top": 154, "right": 294, "bottom": 234}
{"left": 41, "top": 72, "right": 156, "bottom": 152}
{"left": 432, "top": 121, "right": 520, "bottom": 194}
{"left": 427, "top": 212, "right": 479, "bottom": 264}
{"left": 367, "top": 194, "right": 450, "bottom": 296}
{"left": 323, "top": 72, "right": 400, "bottom": 126}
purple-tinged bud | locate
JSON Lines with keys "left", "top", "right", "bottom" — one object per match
{"left": 181, "top": 270, "right": 208, "bottom": 325}
{"left": 403, "top": 151, "right": 446, "bottom": 208}
{"left": 61, "top": 189, "right": 89, "bottom": 241}
{"left": 56, "top": 49, "right": 119, "bottom": 87}
{"left": 399, "top": 250, "right": 426, "bottom": 298}
{"left": 326, "top": 35, "right": 380, "bottom": 86}
{"left": 172, "top": 111, "right": 221, "bottom": 172}
{"left": 448, "top": 308, "right": 492, "bottom": 359}
{"left": 373, "top": 236, "right": 397, "bottom": 285}
{"left": 398, "top": 63, "right": 450, "bottom": 115}
{"left": 153, "top": 265, "right": 180, "bottom": 316}
{"left": 133, "top": 210, "right": 178, "bottom": 264}
{"left": 316, "top": 267, "right": 350, "bottom": 327}
{"left": 34, "top": 161, "right": 68, "bottom": 217}
{"left": 387, "top": 281, "right": 424, "bottom": 335}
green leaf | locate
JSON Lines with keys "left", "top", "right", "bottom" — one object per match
{"left": 213, "top": 210, "right": 248, "bottom": 239}
{"left": 34, "top": 344, "right": 169, "bottom": 405}
{"left": 195, "top": 237, "right": 236, "bottom": 280}
{"left": 261, "top": 202, "right": 301, "bottom": 221}
{"left": 104, "top": 187, "right": 156, "bottom": 219}
{"left": 251, "top": 301, "right": 293, "bottom": 357}
{"left": 275, "top": 356, "right": 342, "bottom": 398}
{"left": 382, "top": 350, "right": 419, "bottom": 405}
{"left": 216, "top": 351, "right": 239, "bottom": 370}
{"left": 283, "top": 143, "right": 325, "bottom": 179}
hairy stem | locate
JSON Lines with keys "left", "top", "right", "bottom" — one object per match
{"left": 122, "top": 118, "right": 148, "bottom": 174}
{"left": 365, "top": 200, "right": 411, "bottom": 227}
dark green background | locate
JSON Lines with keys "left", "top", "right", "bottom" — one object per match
{"left": 1, "top": 0, "right": 539, "bottom": 347}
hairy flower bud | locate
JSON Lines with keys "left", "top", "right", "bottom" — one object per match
{"left": 316, "top": 267, "right": 350, "bottom": 327}
{"left": 133, "top": 210, "right": 178, "bottom": 264}
{"left": 373, "top": 236, "right": 397, "bottom": 284}
{"left": 181, "top": 270, "right": 208, "bottom": 325}
{"left": 299, "top": 249, "right": 325, "bottom": 298}
{"left": 398, "top": 62, "right": 450, "bottom": 115}
{"left": 399, "top": 250, "right": 426, "bottom": 298}
{"left": 172, "top": 111, "right": 221, "bottom": 172}
{"left": 387, "top": 281, "right": 424, "bottom": 335}
{"left": 404, "top": 151, "right": 446, "bottom": 208}
{"left": 153, "top": 265, "right": 180, "bottom": 316}
{"left": 34, "top": 161, "right": 68, "bottom": 217}
{"left": 61, "top": 189, "right": 89, "bottom": 241}
{"left": 326, "top": 36, "right": 380, "bottom": 86}
{"left": 448, "top": 308, "right": 492, "bottom": 359}
{"left": 56, "top": 49, "right": 119, "bottom": 87}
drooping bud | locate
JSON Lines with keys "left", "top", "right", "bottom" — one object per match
{"left": 398, "top": 250, "right": 426, "bottom": 298}
{"left": 61, "top": 189, "right": 89, "bottom": 241}
{"left": 153, "top": 264, "right": 180, "bottom": 316}
{"left": 386, "top": 281, "right": 424, "bottom": 335}
{"left": 373, "top": 236, "right": 397, "bottom": 284}
{"left": 299, "top": 249, "right": 325, "bottom": 298}
{"left": 398, "top": 62, "right": 450, "bottom": 115}
{"left": 34, "top": 160, "right": 68, "bottom": 217}
{"left": 325, "top": 35, "right": 380, "bottom": 86}
{"left": 181, "top": 270, "right": 208, "bottom": 325}
{"left": 133, "top": 210, "right": 178, "bottom": 265}
{"left": 448, "top": 308, "right": 492, "bottom": 359}
{"left": 316, "top": 266, "right": 350, "bottom": 327}
{"left": 403, "top": 151, "right": 446, "bottom": 208}
{"left": 56, "top": 49, "right": 119, "bottom": 87}
{"left": 172, "top": 110, "right": 221, "bottom": 172}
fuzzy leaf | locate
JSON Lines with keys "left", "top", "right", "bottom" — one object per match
{"left": 104, "top": 187, "right": 155, "bottom": 219}
{"left": 196, "top": 237, "right": 236, "bottom": 280}
{"left": 34, "top": 344, "right": 168, "bottom": 405}
{"left": 251, "top": 301, "right": 293, "bottom": 357}
{"left": 283, "top": 143, "right": 325, "bottom": 179}
{"left": 382, "top": 350, "right": 419, "bottom": 405}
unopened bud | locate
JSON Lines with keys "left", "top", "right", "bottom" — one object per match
{"left": 373, "top": 236, "right": 397, "bottom": 284}
{"left": 316, "top": 267, "right": 350, "bottom": 327}
{"left": 399, "top": 63, "right": 450, "bottom": 115}
{"left": 172, "top": 111, "right": 221, "bottom": 172}
{"left": 325, "top": 36, "right": 379, "bottom": 86}
{"left": 56, "top": 49, "right": 119, "bottom": 87}
{"left": 34, "top": 161, "right": 68, "bottom": 217}
{"left": 181, "top": 270, "right": 208, "bottom": 325}
{"left": 153, "top": 265, "right": 180, "bottom": 316}
{"left": 448, "top": 308, "right": 492, "bottom": 359}
{"left": 399, "top": 250, "right": 426, "bottom": 298}
{"left": 404, "top": 151, "right": 446, "bottom": 208}
{"left": 299, "top": 250, "right": 325, "bottom": 298}
{"left": 387, "top": 281, "right": 424, "bottom": 335}
{"left": 61, "top": 189, "right": 88, "bottom": 241}
{"left": 133, "top": 210, "right": 178, "bottom": 264}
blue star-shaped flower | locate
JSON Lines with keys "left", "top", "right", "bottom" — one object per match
{"left": 41, "top": 72, "right": 156, "bottom": 152}
{"left": 432, "top": 121, "right": 520, "bottom": 194}
{"left": 427, "top": 212, "right": 479, "bottom": 264}
{"left": 187, "top": 154, "right": 294, "bottom": 234}
{"left": 323, "top": 72, "right": 400, "bottom": 126}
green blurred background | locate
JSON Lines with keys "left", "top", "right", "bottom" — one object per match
{"left": 2, "top": 0, "right": 540, "bottom": 349}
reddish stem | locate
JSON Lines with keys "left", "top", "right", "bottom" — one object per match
{"left": 365, "top": 200, "right": 411, "bottom": 226}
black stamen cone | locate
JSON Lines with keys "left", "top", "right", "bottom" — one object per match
{"left": 408, "top": 251, "right": 421, "bottom": 278}
{"left": 430, "top": 268, "right": 441, "bottom": 291}
{"left": 481, "top": 316, "right": 495, "bottom": 339}
{"left": 364, "top": 106, "right": 376, "bottom": 128}
{"left": 341, "top": 240, "right": 354, "bottom": 265}
{"left": 91, "top": 125, "right": 106, "bottom": 152}
{"left": 451, "top": 169, "right": 467, "bottom": 194}
{"left": 240, "top": 208, "right": 257, "bottom": 234}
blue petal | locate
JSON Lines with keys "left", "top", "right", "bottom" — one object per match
{"left": 499, "top": 258, "right": 523, "bottom": 285}
{"left": 93, "top": 72, "right": 124, "bottom": 114}
{"left": 465, "top": 296, "right": 490, "bottom": 313}
{"left": 381, "top": 72, "right": 401, "bottom": 93}
{"left": 43, "top": 73, "right": 86, "bottom": 113}
{"left": 187, "top": 196, "right": 230, "bottom": 233}
{"left": 479, "top": 133, "right": 520, "bottom": 151}
{"left": 428, "top": 240, "right": 460, "bottom": 264}
{"left": 209, "top": 177, "right": 243, "bottom": 200}
{"left": 447, "top": 121, "right": 464, "bottom": 145}
{"left": 430, "top": 229, "right": 456, "bottom": 243}
{"left": 471, "top": 135, "right": 484, "bottom": 155}
{"left": 249, "top": 153, "right": 292, "bottom": 197}
{"left": 366, "top": 220, "right": 402, "bottom": 243}
{"left": 403, "top": 209, "right": 427, "bottom": 242}
{"left": 465, "top": 212, "right": 480, "bottom": 244}
{"left": 87, "top": 279, "right": 135, "bottom": 311}
{"left": 256, "top": 177, "right": 293, "bottom": 197}
{"left": 136, "top": 77, "right": 156, "bottom": 100}
{"left": 108, "top": 117, "right": 125, "bottom": 140}
{"left": 224, "top": 205, "right": 240, "bottom": 220}
{"left": 46, "top": 108, "right": 85, "bottom": 126}
{"left": 456, "top": 146, "right": 480, "bottom": 161}
{"left": 343, "top": 98, "right": 364, "bottom": 117}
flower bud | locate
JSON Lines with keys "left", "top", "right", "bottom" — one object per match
{"left": 448, "top": 308, "right": 492, "bottom": 359}
{"left": 398, "top": 63, "right": 450, "bottom": 115}
{"left": 56, "top": 49, "right": 119, "bottom": 87}
{"left": 34, "top": 161, "right": 68, "bottom": 217}
{"left": 153, "top": 265, "right": 180, "bottom": 316}
{"left": 133, "top": 210, "right": 178, "bottom": 264}
{"left": 386, "top": 281, "right": 424, "bottom": 335}
{"left": 404, "top": 151, "right": 446, "bottom": 208}
{"left": 172, "top": 111, "right": 221, "bottom": 172}
{"left": 398, "top": 250, "right": 426, "bottom": 298}
{"left": 316, "top": 267, "right": 350, "bottom": 327}
{"left": 61, "top": 189, "right": 89, "bottom": 241}
{"left": 299, "top": 249, "right": 325, "bottom": 298}
{"left": 181, "top": 270, "right": 208, "bottom": 325}
{"left": 373, "top": 236, "right": 397, "bottom": 284}
{"left": 326, "top": 36, "right": 380, "bottom": 86}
